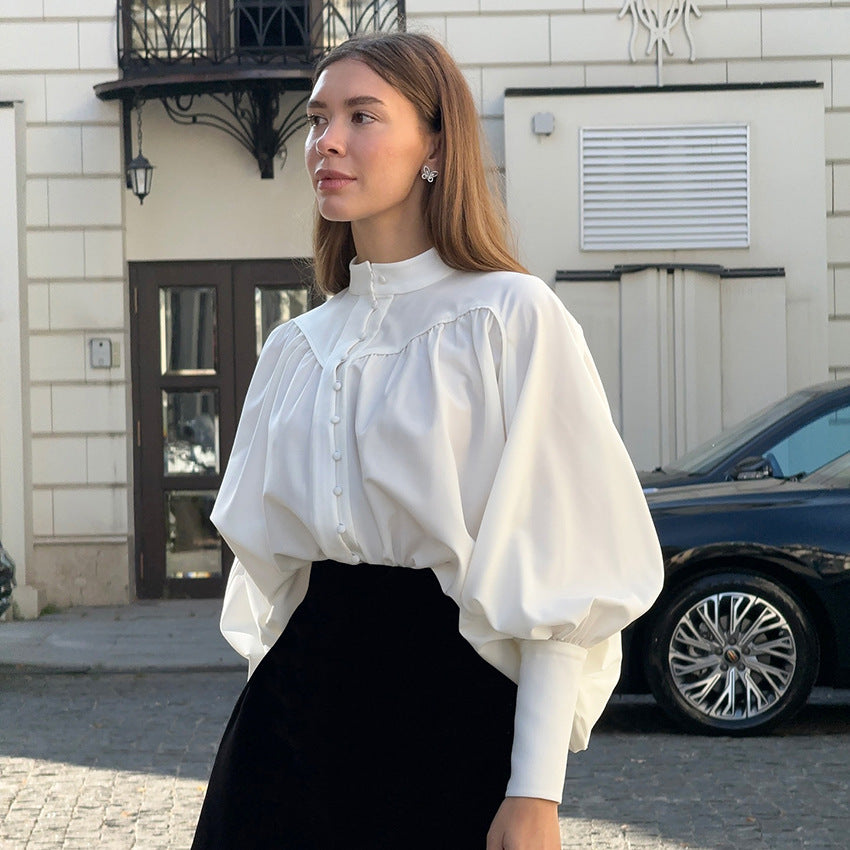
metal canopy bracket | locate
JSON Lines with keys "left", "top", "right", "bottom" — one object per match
{"left": 96, "top": 0, "right": 405, "bottom": 180}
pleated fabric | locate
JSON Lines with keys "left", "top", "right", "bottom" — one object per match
{"left": 191, "top": 560, "right": 517, "bottom": 850}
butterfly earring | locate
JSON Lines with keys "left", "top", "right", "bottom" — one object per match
{"left": 421, "top": 164, "right": 438, "bottom": 183}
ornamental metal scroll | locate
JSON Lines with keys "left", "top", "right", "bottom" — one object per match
{"left": 618, "top": 0, "right": 702, "bottom": 86}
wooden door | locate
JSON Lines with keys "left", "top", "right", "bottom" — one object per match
{"left": 130, "top": 259, "right": 312, "bottom": 598}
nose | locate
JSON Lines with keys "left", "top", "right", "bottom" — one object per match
{"left": 315, "top": 120, "right": 344, "bottom": 157}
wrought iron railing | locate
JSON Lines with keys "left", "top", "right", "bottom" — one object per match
{"left": 120, "top": 0, "right": 405, "bottom": 69}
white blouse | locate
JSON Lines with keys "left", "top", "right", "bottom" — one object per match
{"left": 211, "top": 247, "right": 664, "bottom": 803}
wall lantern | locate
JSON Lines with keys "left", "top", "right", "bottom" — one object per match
{"left": 127, "top": 101, "right": 154, "bottom": 204}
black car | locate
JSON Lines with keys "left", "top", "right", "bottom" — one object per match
{"left": 640, "top": 378, "right": 850, "bottom": 490}
{"left": 622, "top": 452, "right": 850, "bottom": 735}
{"left": 0, "top": 538, "right": 15, "bottom": 617}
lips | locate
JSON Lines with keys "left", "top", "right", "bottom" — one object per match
{"left": 315, "top": 169, "right": 355, "bottom": 191}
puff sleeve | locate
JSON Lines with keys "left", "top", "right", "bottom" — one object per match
{"left": 458, "top": 280, "right": 664, "bottom": 802}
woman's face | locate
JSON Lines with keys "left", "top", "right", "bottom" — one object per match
{"left": 305, "top": 58, "right": 438, "bottom": 234}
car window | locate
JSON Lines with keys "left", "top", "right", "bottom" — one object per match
{"left": 807, "top": 451, "right": 850, "bottom": 487}
{"left": 666, "top": 390, "right": 812, "bottom": 474}
{"left": 764, "top": 405, "right": 850, "bottom": 478}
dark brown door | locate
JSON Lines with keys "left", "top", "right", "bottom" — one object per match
{"left": 130, "top": 259, "right": 312, "bottom": 598}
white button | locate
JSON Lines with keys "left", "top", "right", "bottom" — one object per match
{"left": 351, "top": 553, "right": 361, "bottom": 564}
{"left": 333, "top": 486, "right": 342, "bottom": 496}
{"left": 333, "top": 381, "right": 342, "bottom": 391}
{"left": 330, "top": 415, "right": 340, "bottom": 424}
{"left": 339, "top": 354, "right": 348, "bottom": 363}
{"left": 337, "top": 523, "right": 346, "bottom": 534}
{"left": 378, "top": 274, "right": 387, "bottom": 284}
{"left": 332, "top": 450, "right": 341, "bottom": 461}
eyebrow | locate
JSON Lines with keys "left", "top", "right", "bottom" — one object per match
{"left": 307, "top": 95, "right": 386, "bottom": 110}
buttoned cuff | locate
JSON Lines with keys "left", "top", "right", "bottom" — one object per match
{"left": 505, "top": 639, "right": 586, "bottom": 802}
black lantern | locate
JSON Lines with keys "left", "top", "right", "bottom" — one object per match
{"left": 128, "top": 101, "right": 154, "bottom": 204}
{"left": 127, "top": 152, "right": 154, "bottom": 204}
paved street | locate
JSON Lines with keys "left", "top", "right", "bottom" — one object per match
{"left": 0, "top": 671, "right": 848, "bottom": 849}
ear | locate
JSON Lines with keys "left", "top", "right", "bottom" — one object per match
{"left": 424, "top": 130, "right": 442, "bottom": 170}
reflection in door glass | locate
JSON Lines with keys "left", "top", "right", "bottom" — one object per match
{"left": 165, "top": 491, "right": 221, "bottom": 579}
{"left": 163, "top": 390, "right": 220, "bottom": 475}
{"left": 160, "top": 287, "right": 217, "bottom": 374}
{"left": 255, "top": 287, "right": 309, "bottom": 356}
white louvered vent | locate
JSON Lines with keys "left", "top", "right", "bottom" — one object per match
{"left": 580, "top": 124, "right": 750, "bottom": 251}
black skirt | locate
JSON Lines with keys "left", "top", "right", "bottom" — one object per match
{"left": 191, "top": 560, "right": 518, "bottom": 850}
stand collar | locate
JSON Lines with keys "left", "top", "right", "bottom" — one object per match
{"left": 348, "top": 248, "right": 454, "bottom": 296}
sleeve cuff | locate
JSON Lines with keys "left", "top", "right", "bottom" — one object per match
{"left": 505, "top": 639, "right": 586, "bottom": 802}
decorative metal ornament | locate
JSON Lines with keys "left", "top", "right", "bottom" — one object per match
{"left": 618, "top": 0, "right": 702, "bottom": 86}
{"left": 421, "top": 165, "right": 438, "bottom": 183}
{"left": 127, "top": 102, "right": 154, "bottom": 204}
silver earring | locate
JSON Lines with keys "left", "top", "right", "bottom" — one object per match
{"left": 421, "top": 165, "right": 438, "bottom": 183}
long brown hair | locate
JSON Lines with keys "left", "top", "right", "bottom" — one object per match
{"left": 310, "top": 31, "right": 526, "bottom": 296}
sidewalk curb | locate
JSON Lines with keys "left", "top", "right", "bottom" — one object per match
{"left": 0, "top": 662, "right": 245, "bottom": 675}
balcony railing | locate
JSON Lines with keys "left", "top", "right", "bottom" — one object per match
{"left": 120, "top": 0, "right": 404, "bottom": 70}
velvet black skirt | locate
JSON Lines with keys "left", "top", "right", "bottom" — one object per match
{"left": 191, "top": 559, "right": 518, "bottom": 850}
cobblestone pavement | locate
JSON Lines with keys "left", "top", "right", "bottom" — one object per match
{"left": 0, "top": 671, "right": 847, "bottom": 849}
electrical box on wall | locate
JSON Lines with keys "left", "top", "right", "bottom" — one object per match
{"left": 90, "top": 338, "right": 113, "bottom": 369}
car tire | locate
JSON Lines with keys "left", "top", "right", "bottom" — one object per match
{"left": 644, "top": 571, "right": 819, "bottom": 735}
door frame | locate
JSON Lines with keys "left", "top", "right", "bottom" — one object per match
{"left": 129, "top": 258, "right": 313, "bottom": 599}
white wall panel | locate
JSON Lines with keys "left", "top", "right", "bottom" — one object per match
{"left": 44, "top": 73, "right": 118, "bottom": 122}
{"left": 826, "top": 112, "right": 850, "bottom": 162}
{"left": 834, "top": 267, "right": 850, "bottom": 316}
{"left": 27, "top": 229, "right": 85, "bottom": 280}
{"left": 50, "top": 282, "right": 124, "bottom": 330}
{"left": 25, "top": 178, "right": 49, "bottom": 226}
{"left": 30, "top": 387, "right": 52, "bottom": 433}
{"left": 78, "top": 19, "right": 116, "bottom": 70}
{"left": 407, "top": 15, "right": 447, "bottom": 44}
{"left": 31, "top": 490, "right": 53, "bottom": 536}
{"left": 83, "top": 229, "right": 124, "bottom": 277}
{"left": 482, "top": 64, "right": 584, "bottom": 115}
{"left": 834, "top": 60, "right": 850, "bottom": 109}
{"left": 836, "top": 165, "right": 850, "bottom": 213}
{"left": 828, "top": 217, "right": 850, "bottom": 264}
{"left": 31, "top": 436, "right": 88, "bottom": 485}
{"left": 47, "top": 176, "right": 122, "bottom": 226}
{"left": 82, "top": 125, "right": 121, "bottom": 173}
{"left": 720, "top": 277, "right": 788, "bottom": 427}
{"left": 406, "top": 0, "right": 477, "bottom": 12}
{"left": 26, "top": 125, "right": 82, "bottom": 174}
{"left": 0, "top": 74, "right": 47, "bottom": 121}
{"left": 86, "top": 436, "right": 128, "bottom": 484}
{"left": 53, "top": 486, "right": 128, "bottom": 535}
{"left": 43, "top": 0, "right": 115, "bottom": 18}
{"left": 763, "top": 8, "right": 850, "bottom": 58}
{"left": 51, "top": 384, "right": 127, "bottom": 433}
{"left": 446, "top": 14, "right": 549, "bottom": 65}
{"left": 829, "top": 318, "right": 850, "bottom": 368}
{"left": 0, "top": 0, "right": 44, "bottom": 18}
{"left": 28, "top": 284, "right": 49, "bottom": 330}
{"left": 29, "top": 333, "right": 86, "bottom": 382}
{"left": 0, "top": 22, "right": 78, "bottom": 70}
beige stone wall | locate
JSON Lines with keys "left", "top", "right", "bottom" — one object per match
{"left": 0, "top": 1, "right": 130, "bottom": 609}
{"left": 406, "top": 0, "right": 850, "bottom": 378}
{"left": 30, "top": 541, "right": 130, "bottom": 607}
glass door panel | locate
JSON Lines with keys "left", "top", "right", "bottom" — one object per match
{"left": 162, "top": 389, "right": 220, "bottom": 475}
{"left": 165, "top": 491, "right": 221, "bottom": 579}
{"left": 254, "top": 286, "right": 309, "bottom": 355}
{"left": 160, "top": 286, "right": 217, "bottom": 374}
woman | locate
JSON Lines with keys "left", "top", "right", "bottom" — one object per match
{"left": 192, "top": 31, "right": 663, "bottom": 850}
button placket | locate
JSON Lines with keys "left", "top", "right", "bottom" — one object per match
{"left": 326, "top": 265, "right": 386, "bottom": 562}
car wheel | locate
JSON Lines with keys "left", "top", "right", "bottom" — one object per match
{"left": 645, "top": 572, "right": 819, "bottom": 735}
